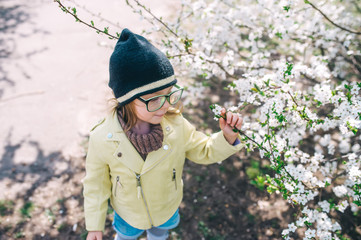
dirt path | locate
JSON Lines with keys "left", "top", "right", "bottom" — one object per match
{"left": 0, "top": 1, "right": 179, "bottom": 239}
{"left": 0, "top": 0, "right": 174, "bottom": 168}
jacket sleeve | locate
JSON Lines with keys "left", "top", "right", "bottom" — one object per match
{"left": 183, "top": 116, "right": 244, "bottom": 164}
{"left": 83, "top": 133, "right": 112, "bottom": 231}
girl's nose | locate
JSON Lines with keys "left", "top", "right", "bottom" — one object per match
{"left": 161, "top": 99, "right": 170, "bottom": 110}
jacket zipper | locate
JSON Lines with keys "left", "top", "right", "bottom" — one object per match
{"left": 132, "top": 146, "right": 173, "bottom": 227}
{"left": 172, "top": 168, "right": 177, "bottom": 190}
{"left": 133, "top": 146, "right": 172, "bottom": 227}
{"left": 135, "top": 173, "right": 154, "bottom": 227}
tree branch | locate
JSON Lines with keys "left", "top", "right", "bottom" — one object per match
{"left": 67, "top": 0, "right": 123, "bottom": 29}
{"left": 306, "top": 1, "right": 361, "bottom": 35}
{"left": 126, "top": 0, "right": 179, "bottom": 38}
{"left": 54, "top": 0, "right": 119, "bottom": 39}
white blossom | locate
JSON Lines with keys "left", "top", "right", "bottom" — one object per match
{"left": 319, "top": 200, "right": 330, "bottom": 213}
{"left": 304, "top": 229, "right": 316, "bottom": 239}
{"left": 336, "top": 200, "right": 349, "bottom": 213}
{"left": 333, "top": 185, "right": 348, "bottom": 198}
{"left": 142, "top": 0, "right": 361, "bottom": 238}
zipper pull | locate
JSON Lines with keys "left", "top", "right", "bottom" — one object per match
{"left": 172, "top": 168, "right": 177, "bottom": 190}
{"left": 115, "top": 176, "right": 119, "bottom": 196}
{"left": 136, "top": 174, "right": 141, "bottom": 199}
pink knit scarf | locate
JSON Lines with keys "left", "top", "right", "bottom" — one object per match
{"left": 117, "top": 112, "right": 164, "bottom": 160}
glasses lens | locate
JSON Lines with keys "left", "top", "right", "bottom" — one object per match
{"left": 148, "top": 96, "right": 166, "bottom": 112}
{"left": 169, "top": 90, "right": 182, "bottom": 105}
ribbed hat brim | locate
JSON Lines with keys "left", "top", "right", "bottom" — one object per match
{"left": 116, "top": 75, "right": 177, "bottom": 105}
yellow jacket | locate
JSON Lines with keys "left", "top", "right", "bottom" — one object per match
{"left": 83, "top": 111, "right": 243, "bottom": 231}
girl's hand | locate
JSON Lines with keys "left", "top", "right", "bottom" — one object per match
{"left": 219, "top": 108, "right": 243, "bottom": 145}
{"left": 87, "top": 231, "right": 103, "bottom": 240}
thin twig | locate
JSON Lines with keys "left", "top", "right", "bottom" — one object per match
{"left": 54, "top": 0, "right": 119, "bottom": 39}
{"left": 328, "top": 150, "right": 361, "bottom": 162}
{"left": 217, "top": 114, "right": 268, "bottom": 152}
{"left": 127, "top": 0, "right": 179, "bottom": 38}
{"left": 306, "top": 1, "right": 361, "bottom": 35}
{"left": 205, "top": 58, "right": 238, "bottom": 79}
{"left": 287, "top": 91, "right": 312, "bottom": 122}
{"left": 67, "top": 0, "right": 123, "bottom": 29}
{"left": 124, "top": 0, "right": 184, "bottom": 54}
{"left": 266, "top": 113, "right": 305, "bottom": 187}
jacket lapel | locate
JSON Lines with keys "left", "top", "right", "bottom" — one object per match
{"left": 107, "top": 112, "right": 175, "bottom": 175}
{"left": 106, "top": 112, "right": 145, "bottom": 174}
{"left": 112, "top": 134, "right": 144, "bottom": 174}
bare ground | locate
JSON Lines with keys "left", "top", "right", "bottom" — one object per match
{"left": 1, "top": 1, "right": 360, "bottom": 240}
{"left": 0, "top": 75, "right": 297, "bottom": 239}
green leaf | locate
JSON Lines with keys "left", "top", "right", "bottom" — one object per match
{"left": 20, "top": 201, "right": 34, "bottom": 218}
{"left": 91, "top": 20, "right": 95, "bottom": 27}
{"left": 246, "top": 167, "right": 260, "bottom": 179}
{"left": 275, "top": 32, "right": 283, "bottom": 39}
{"left": 267, "top": 185, "right": 278, "bottom": 194}
{"left": 72, "top": 7, "right": 77, "bottom": 15}
{"left": 344, "top": 84, "right": 352, "bottom": 91}
{"left": 283, "top": 6, "right": 291, "bottom": 12}
{"left": 304, "top": 221, "right": 312, "bottom": 227}
{"left": 182, "top": 38, "right": 193, "bottom": 52}
{"left": 264, "top": 79, "right": 270, "bottom": 87}
{"left": 229, "top": 82, "right": 236, "bottom": 88}
{"left": 346, "top": 121, "right": 358, "bottom": 134}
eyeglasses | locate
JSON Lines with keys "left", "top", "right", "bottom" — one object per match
{"left": 138, "top": 85, "right": 184, "bottom": 112}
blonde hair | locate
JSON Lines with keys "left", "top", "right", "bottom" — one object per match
{"left": 109, "top": 96, "right": 183, "bottom": 133}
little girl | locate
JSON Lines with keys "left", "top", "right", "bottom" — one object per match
{"left": 83, "top": 28, "right": 244, "bottom": 240}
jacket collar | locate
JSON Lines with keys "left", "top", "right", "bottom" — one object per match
{"left": 105, "top": 111, "right": 174, "bottom": 174}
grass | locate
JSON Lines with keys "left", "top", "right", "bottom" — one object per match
{"left": 57, "top": 223, "right": 67, "bottom": 232}
{"left": 14, "top": 231, "right": 25, "bottom": 239}
{"left": 198, "top": 220, "right": 226, "bottom": 239}
{"left": 245, "top": 159, "right": 272, "bottom": 190}
{"left": 20, "top": 201, "right": 34, "bottom": 218}
{"left": 198, "top": 220, "right": 212, "bottom": 238}
{"left": 45, "top": 208, "right": 56, "bottom": 222}
{"left": 0, "top": 200, "right": 15, "bottom": 216}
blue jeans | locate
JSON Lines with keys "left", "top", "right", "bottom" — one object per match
{"left": 113, "top": 209, "right": 180, "bottom": 240}
{"left": 115, "top": 227, "right": 169, "bottom": 240}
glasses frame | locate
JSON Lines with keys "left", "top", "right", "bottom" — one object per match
{"left": 137, "top": 84, "right": 184, "bottom": 112}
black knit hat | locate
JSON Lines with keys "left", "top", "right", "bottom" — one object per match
{"left": 109, "top": 28, "right": 177, "bottom": 106}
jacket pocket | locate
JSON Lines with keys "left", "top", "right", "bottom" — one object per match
{"left": 114, "top": 176, "right": 123, "bottom": 197}
{"left": 172, "top": 168, "right": 177, "bottom": 191}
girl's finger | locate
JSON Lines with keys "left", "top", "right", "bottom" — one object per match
{"left": 231, "top": 114, "right": 238, "bottom": 127}
{"left": 226, "top": 111, "right": 233, "bottom": 124}
{"left": 220, "top": 108, "right": 226, "bottom": 117}
{"left": 219, "top": 116, "right": 226, "bottom": 129}
{"left": 235, "top": 117, "right": 243, "bottom": 129}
